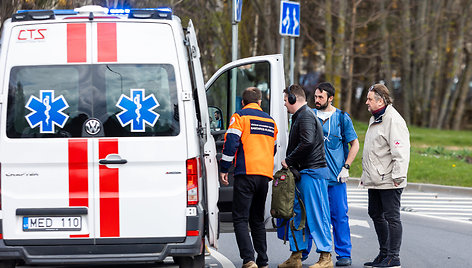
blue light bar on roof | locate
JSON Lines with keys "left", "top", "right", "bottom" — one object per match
{"left": 108, "top": 8, "right": 131, "bottom": 15}
{"left": 53, "top": 10, "right": 78, "bottom": 15}
{"left": 156, "top": 7, "right": 172, "bottom": 13}
{"left": 17, "top": 9, "right": 77, "bottom": 15}
{"left": 126, "top": 7, "right": 173, "bottom": 20}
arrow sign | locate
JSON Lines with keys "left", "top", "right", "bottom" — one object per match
{"left": 233, "top": 0, "right": 243, "bottom": 23}
{"left": 279, "top": 1, "right": 300, "bottom": 37}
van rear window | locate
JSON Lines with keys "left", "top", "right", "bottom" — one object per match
{"left": 7, "top": 64, "right": 179, "bottom": 138}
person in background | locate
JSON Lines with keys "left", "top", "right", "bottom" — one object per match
{"left": 362, "top": 84, "right": 410, "bottom": 268}
{"left": 279, "top": 84, "right": 333, "bottom": 268}
{"left": 220, "top": 87, "right": 278, "bottom": 268}
{"left": 309, "top": 82, "right": 359, "bottom": 266}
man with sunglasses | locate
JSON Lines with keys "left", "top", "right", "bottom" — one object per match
{"left": 362, "top": 84, "right": 410, "bottom": 268}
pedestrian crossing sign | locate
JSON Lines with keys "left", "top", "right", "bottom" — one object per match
{"left": 279, "top": 1, "right": 300, "bottom": 37}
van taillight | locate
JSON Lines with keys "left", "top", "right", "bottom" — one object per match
{"left": 0, "top": 162, "right": 2, "bottom": 210}
{"left": 186, "top": 158, "right": 200, "bottom": 206}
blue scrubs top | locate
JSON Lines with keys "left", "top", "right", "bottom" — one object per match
{"left": 313, "top": 108, "right": 358, "bottom": 185}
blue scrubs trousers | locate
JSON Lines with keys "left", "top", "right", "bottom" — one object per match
{"left": 301, "top": 183, "right": 352, "bottom": 260}
{"left": 328, "top": 182, "right": 352, "bottom": 259}
{"left": 287, "top": 168, "right": 332, "bottom": 253}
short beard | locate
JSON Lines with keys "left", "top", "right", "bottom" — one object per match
{"left": 315, "top": 101, "right": 329, "bottom": 110}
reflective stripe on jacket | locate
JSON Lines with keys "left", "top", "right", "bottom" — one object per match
{"left": 220, "top": 103, "right": 278, "bottom": 178}
{"left": 361, "top": 105, "right": 410, "bottom": 189}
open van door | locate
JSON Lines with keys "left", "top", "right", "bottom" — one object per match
{"left": 186, "top": 20, "right": 219, "bottom": 248}
{"left": 205, "top": 55, "right": 288, "bottom": 225}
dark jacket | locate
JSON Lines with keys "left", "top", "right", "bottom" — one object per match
{"left": 285, "top": 104, "right": 327, "bottom": 171}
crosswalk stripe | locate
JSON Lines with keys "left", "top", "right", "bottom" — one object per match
{"left": 347, "top": 186, "right": 472, "bottom": 223}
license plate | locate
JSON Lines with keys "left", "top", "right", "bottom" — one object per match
{"left": 23, "top": 216, "right": 82, "bottom": 231}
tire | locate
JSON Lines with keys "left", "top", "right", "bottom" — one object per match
{"left": 173, "top": 240, "right": 205, "bottom": 268}
{"left": 0, "top": 261, "right": 16, "bottom": 268}
{"left": 173, "top": 255, "right": 204, "bottom": 268}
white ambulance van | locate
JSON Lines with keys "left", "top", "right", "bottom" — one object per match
{"left": 0, "top": 5, "right": 287, "bottom": 268}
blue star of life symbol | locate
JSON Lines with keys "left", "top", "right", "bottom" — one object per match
{"left": 116, "top": 89, "right": 160, "bottom": 132}
{"left": 25, "top": 90, "right": 69, "bottom": 133}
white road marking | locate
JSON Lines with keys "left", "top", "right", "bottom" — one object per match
{"left": 347, "top": 186, "right": 472, "bottom": 223}
{"left": 349, "top": 219, "right": 370, "bottom": 228}
{"left": 351, "top": 233, "right": 363, "bottom": 238}
{"left": 208, "top": 247, "right": 235, "bottom": 268}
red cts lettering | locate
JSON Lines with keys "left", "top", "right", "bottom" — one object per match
{"left": 36, "top": 29, "right": 46, "bottom": 40}
{"left": 18, "top": 30, "right": 27, "bottom": 40}
{"left": 27, "top": 29, "right": 35, "bottom": 39}
{"left": 17, "top": 28, "right": 47, "bottom": 40}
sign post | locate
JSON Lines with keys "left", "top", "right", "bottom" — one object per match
{"left": 230, "top": 0, "right": 243, "bottom": 115}
{"left": 279, "top": 1, "right": 300, "bottom": 86}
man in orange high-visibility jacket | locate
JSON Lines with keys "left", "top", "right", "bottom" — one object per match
{"left": 220, "top": 87, "right": 278, "bottom": 268}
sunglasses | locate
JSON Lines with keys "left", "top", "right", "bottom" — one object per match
{"left": 368, "top": 85, "right": 387, "bottom": 104}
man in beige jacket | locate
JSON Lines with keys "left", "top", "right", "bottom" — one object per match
{"left": 361, "top": 84, "right": 410, "bottom": 268}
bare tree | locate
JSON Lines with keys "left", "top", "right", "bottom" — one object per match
{"left": 437, "top": 0, "right": 467, "bottom": 129}
{"left": 379, "top": 0, "right": 392, "bottom": 90}
{"left": 421, "top": 0, "right": 443, "bottom": 127}
{"left": 345, "top": 0, "right": 362, "bottom": 114}
{"left": 324, "top": 0, "right": 334, "bottom": 83}
{"left": 332, "top": 0, "right": 346, "bottom": 108}
{"left": 400, "top": 0, "right": 412, "bottom": 124}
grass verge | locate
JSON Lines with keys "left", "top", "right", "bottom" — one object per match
{"left": 349, "top": 120, "right": 472, "bottom": 187}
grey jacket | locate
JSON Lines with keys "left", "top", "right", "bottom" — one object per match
{"left": 361, "top": 105, "right": 410, "bottom": 189}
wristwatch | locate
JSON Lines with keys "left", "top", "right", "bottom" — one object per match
{"left": 343, "top": 163, "right": 350, "bottom": 170}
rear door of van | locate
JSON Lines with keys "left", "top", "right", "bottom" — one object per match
{"left": 205, "top": 55, "right": 288, "bottom": 224}
{"left": 1, "top": 21, "right": 97, "bottom": 242}
{"left": 1, "top": 19, "right": 188, "bottom": 243}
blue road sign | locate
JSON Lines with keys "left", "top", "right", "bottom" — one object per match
{"left": 234, "top": 0, "right": 243, "bottom": 23}
{"left": 279, "top": 1, "right": 300, "bottom": 37}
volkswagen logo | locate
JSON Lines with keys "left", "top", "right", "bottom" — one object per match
{"left": 85, "top": 119, "right": 101, "bottom": 135}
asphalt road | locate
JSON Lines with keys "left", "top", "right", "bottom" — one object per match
{"left": 15, "top": 183, "right": 472, "bottom": 267}
{"left": 218, "top": 206, "right": 472, "bottom": 268}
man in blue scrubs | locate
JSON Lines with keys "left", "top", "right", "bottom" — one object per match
{"left": 311, "top": 82, "right": 359, "bottom": 266}
{"left": 279, "top": 84, "right": 333, "bottom": 268}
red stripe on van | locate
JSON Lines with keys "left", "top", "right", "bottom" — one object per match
{"left": 68, "top": 139, "right": 88, "bottom": 207}
{"left": 97, "top": 23, "right": 117, "bottom": 62}
{"left": 67, "top": 24, "right": 87, "bottom": 62}
{"left": 70, "top": 234, "right": 89, "bottom": 238}
{"left": 99, "top": 139, "right": 120, "bottom": 237}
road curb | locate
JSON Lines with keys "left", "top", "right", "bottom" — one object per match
{"left": 347, "top": 178, "right": 472, "bottom": 196}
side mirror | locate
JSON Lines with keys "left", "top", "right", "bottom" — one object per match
{"left": 209, "top": 106, "right": 224, "bottom": 131}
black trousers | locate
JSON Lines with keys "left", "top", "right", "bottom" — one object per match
{"left": 368, "top": 188, "right": 403, "bottom": 258}
{"left": 232, "top": 174, "right": 270, "bottom": 266}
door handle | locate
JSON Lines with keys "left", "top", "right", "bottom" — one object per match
{"left": 99, "top": 154, "right": 127, "bottom": 165}
{"left": 99, "top": 159, "right": 127, "bottom": 165}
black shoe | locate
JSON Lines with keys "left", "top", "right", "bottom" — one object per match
{"left": 363, "top": 254, "right": 387, "bottom": 268}
{"left": 336, "top": 257, "right": 352, "bottom": 266}
{"left": 373, "top": 256, "right": 401, "bottom": 268}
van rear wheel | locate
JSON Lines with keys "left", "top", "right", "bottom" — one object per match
{"left": 173, "top": 254, "right": 204, "bottom": 268}
{"left": 0, "top": 261, "right": 16, "bottom": 268}
{"left": 173, "top": 242, "right": 205, "bottom": 268}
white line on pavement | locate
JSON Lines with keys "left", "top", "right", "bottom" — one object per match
{"left": 208, "top": 247, "right": 235, "bottom": 268}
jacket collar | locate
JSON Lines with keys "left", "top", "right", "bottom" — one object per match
{"left": 371, "top": 104, "right": 392, "bottom": 124}
{"left": 292, "top": 104, "right": 307, "bottom": 121}
{"left": 243, "top": 103, "right": 262, "bottom": 111}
